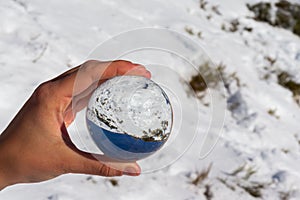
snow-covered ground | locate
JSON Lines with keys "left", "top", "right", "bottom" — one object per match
{"left": 1, "top": 0, "right": 300, "bottom": 199}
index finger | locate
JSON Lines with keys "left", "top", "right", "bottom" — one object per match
{"left": 54, "top": 60, "right": 151, "bottom": 98}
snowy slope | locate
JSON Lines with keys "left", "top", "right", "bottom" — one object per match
{"left": 1, "top": 0, "right": 300, "bottom": 199}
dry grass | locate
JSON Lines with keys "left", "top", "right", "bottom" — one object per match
{"left": 199, "top": 0, "right": 208, "bottom": 10}
{"left": 267, "top": 108, "right": 280, "bottom": 119}
{"left": 185, "top": 26, "right": 195, "bottom": 35}
{"left": 277, "top": 71, "right": 300, "bottom": 106}
{"left": 219, "top": 163, "right": 271, "bottom": 198}
{"left": 190, "top": 163, "right": 212, "bottom": 186}
{"left": 247, "top": 1, "right": 300, "bottom": 37}
{"left": 108, "top": 178, "right": 119, "bottom": 187}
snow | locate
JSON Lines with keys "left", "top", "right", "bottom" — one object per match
{"left": 1, "top": 0, "right": 300, "bottom": 199}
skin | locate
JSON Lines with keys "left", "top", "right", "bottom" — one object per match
{"left": 0, "top": 60, "right": 151, "bottom": 190}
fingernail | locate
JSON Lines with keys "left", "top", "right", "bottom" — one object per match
{"left": 124, "top": 167, "right": 138, "bottom": 176}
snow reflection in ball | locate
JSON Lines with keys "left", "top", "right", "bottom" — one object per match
{"left": 86, "top": 76, "right": 173, "bottom": 161}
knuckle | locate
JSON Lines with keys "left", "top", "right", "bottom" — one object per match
{"left": 96, "top": 164, "right": 118, "bottom": 177}
{"left": 82, "top": 60, "right": 100, "bottom": 68}
{"left": 114, "top": 60, "right": 131, "bottom": 66}
{"left": 98, "top": 164, "right": 109, "bottom": 176}
{"left": 115, "top": 59, "right": 129, "bottom": 63}
{"left": 33, "top": 82, "right": 54, "bottom": 103}
{"left": 83, "top": 59, "right": 97, "bottom": 65}
{"left": 81, "top": 60, "right": 102, "bottom": 73}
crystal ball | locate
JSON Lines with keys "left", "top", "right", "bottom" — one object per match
{"left": 86, "top": 76, "right": 173, "bottom": 161}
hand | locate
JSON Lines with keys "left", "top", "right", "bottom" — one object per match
{"left": 0, "top": 60, "right": 151, "bottom": 190}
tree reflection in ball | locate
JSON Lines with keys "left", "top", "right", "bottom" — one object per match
{"left": 86, "top": 76, "right": 173, "bottom": 161}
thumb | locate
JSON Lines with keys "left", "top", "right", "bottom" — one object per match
{"left": 61, "top": 123, "right": 141, "bottom": 177}
{"left": 68, "top": 151, "right": 141, "bottom": 177}
{"left": 95, "top": 154, "right": 141, "bottom": 176}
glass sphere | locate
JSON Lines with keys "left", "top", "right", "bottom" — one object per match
{"left": 86, "top": 76, "right": 173, "bottom": 161}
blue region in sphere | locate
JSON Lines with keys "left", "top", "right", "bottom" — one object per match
{"left": 87, "top": 119, "right": 165, "bottom": 160}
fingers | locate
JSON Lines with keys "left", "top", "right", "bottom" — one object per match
{"left": 87, "top": 154, "right": 141, "bottom": 176}
{"left": 57, "top": 60, "right": 151, "bottom": 123}
{"left": 100, "top": 60, "right": 151, "bottom": 80}
{"left": 55, "top": 60, "right": 151, "bottom": 99}
{"left": 56, "top": 60, "right": 148, "bottom": 176}
{"left": 50, "top": 65, "right": 81, "bottom": 82}
{"left": 67, "top": 151, "right": 141, "bottom": 177}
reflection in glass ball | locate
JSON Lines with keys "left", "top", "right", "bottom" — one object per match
{"left": 86, "top": 76, "right": 173, "bottom": 161}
